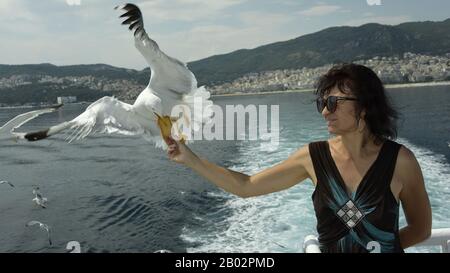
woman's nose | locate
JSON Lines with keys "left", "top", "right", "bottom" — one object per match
{"left": 321, "top": 107, "right": 330, "bottom": 118}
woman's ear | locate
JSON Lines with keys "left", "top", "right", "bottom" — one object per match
{"left": 356, "top": 109, "right": 366, "bottom": 132}
{"left": 360, "top": 109, "right": 366, "bottom": 119}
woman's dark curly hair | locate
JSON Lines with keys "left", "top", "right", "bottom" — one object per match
{"left": 315, "top": 63, "right": 398, "bottom": 144}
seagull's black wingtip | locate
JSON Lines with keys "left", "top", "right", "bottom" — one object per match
{"left": 24, "top": 129, "right": 49, "bottom": 141}
{"left": 114, "top": 3, "right": 139, "bottom": 11}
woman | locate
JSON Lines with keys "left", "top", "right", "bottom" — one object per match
{"left": 166, "top": 63, "right": 432, "bottom": 253}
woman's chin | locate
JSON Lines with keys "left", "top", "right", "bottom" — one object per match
{"left": 327, "top": 126, "right": 336, "bottom": 134}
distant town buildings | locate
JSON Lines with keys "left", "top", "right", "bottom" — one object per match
{"left": 0, "top": 52, "right": 449, "bottom": 101}
{"left": 209, "top": 52, "right": 450, "bottom": 94}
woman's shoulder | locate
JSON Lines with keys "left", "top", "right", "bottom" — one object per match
{"left": 387, "top": 142, "right": 427, "bottom": 195}
{"left": 292, "top": 139, "right": 334, "bottom": 162}
{"left": 289, "top": 142, "right": 319, "bottom": 163}
{"left": 396, "top": 144, "right": 418, "bottom": 167}
{"left": 371, "top": 139, "right": 415, "bottom": 168}
{"left": 292, "top": 138, "right": 337, "bottom": 160}
{"left": 393, "top": 143, "right": 422, "bottom": 184}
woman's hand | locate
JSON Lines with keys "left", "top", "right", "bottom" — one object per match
{"left": 166, "top": 137, "right": 197, "bottom": 165}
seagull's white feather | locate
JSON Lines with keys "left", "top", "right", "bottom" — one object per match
{"left": 25, "top": 96, "right": 164, "bottom": 146}
{"left": 136, "top": 34, "right": 197, "bottom": 95}
{"left": 66, "top": 96, "right": 160, "bottom": 143}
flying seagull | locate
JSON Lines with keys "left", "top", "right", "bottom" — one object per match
{"left": 0, "top": 105, "right": 62, "bottom": 142}
{"left": 26, "top": 220, "right": 52, "bottom": 246}
{"left": 32, "top": 186, "right": 48, "bottom": 209}
{"left": 23, "top": 3, "right": 213, "bottom": 147}
{"left": 0, "top": 180, "right": 15, "bottom": 187}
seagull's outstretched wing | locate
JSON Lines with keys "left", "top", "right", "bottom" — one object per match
{"left": 0, "top": 104, "right": 62, "bottom": 141}
{"left": 116, "top": 3, "right": 197, "bottom": 95}
{"left": 0, "top": 180, "right": 15, "bottom": 187}
{"left": 26, "top": 220, "right": 52, "bottom": 245}
{"left": 24, "top": 97, "right": 157, "bottom": 143}
{"left": 115, "top": 3, "right": 213, "bottom": 135}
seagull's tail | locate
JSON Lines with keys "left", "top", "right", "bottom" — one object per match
{"left": 24, "top": 121, "right": 73, "bottom": 141}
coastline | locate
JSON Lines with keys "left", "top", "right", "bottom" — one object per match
{"left": 211, "top": 80, "right": 450, "bottom": 98}
{"left": 384, "top": 81, "right": 450, "bottom": 89}
{"left": 1, "top": 81, "right": 449, "bottom": 109}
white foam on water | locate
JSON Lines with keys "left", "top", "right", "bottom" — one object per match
{"left": 180, "top": 127, "right": 321, "bottom": 252}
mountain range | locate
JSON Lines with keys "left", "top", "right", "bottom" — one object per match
{"left": 1, "top": 18, "right": 449, "bottom": 105}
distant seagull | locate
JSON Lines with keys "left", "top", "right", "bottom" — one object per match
{"left": 26, "top": 220, "right": 52, "bottom": 246}
{"left": 66, "top": 241, "right": 81, "bottom": 253}
{"left": 22, "top": 3, "right": 213, "bottom": 148}
{"left": 0, "top": 105, "right": 62, "bottom": 142}
{"left": 154, "top": 249, "right": 172, "bottom": 253}
{"left": 32, "top": 186, "right": 48, "bottom": 208}
{"left": 0, "top": 180, "right": 15, "bottom": 187}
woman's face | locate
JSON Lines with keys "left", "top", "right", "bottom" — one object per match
{"left": 321, "top": 86, "right": 362, "bottom": 135}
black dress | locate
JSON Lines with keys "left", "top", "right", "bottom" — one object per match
{"left": 308, "top": 140, "right": 404, "bottom": 253}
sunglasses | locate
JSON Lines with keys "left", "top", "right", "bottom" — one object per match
{"left": 316, "top": 96, "right": 358, "bottom": 113}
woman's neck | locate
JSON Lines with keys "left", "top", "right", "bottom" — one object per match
{"left": 334, "top": 130, "right": 379, "bottom": 159}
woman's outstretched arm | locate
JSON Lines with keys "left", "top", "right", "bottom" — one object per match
{"left": 167, "top": 138, "right": 311, "bottom": 198}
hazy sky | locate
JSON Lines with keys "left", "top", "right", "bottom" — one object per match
{"left": 1, "top": 0, "right": 449, "bottom": 70}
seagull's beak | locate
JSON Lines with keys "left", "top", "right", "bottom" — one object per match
{"left": 153, "top": 112, "right": 185, "bottom": 145}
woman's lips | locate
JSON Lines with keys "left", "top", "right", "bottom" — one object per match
{"left": 327, "top": 119, "right": 337, "bottom": 125}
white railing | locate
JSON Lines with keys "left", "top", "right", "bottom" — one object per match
{"left": 414, "top": 228, "right": 450, "bottom": 253}
{"left": 303, "top": 228, "right": 450, "bottom": 253}
{"left": 303, "top": 235, "right": 321, "bottom": 253}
